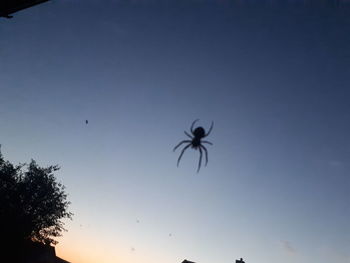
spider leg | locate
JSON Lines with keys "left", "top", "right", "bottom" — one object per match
{"left": 173, "top": 140, "right": 191, "bottom": 152}
{"left": 184, "top": 131, "right": 193, "bottom": 139}
{"left": 197, "top": 146, "right": 203, "bottom": 173}
{"left": 201, "top": 145, "right": 209, "bottom": 166}
{"left": 205, "top": 121, "right": 214, "bottom": 137}
{"left": 202, "top": 140, "right": 213, "bottom": 145}
{"left": 190, "top": 119, "right": 199, "bottom": 134}
{"left": 177, "top": 144, "right": 191, "bottom": 167}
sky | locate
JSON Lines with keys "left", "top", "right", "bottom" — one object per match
{"left": 0, "top": 1, "right": 350, "bottom": 263}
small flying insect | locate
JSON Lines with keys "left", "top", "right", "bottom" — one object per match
{"left": 173, "top": 119, "right": 213, "bottom": 173}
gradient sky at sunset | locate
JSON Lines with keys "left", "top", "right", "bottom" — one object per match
{"left": 1, "top": 1, "right": 349, "bottom": 263}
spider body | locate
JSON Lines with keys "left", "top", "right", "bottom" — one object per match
{"left": 191, "top": 137, "right": 202, "bottom": 148}
{"left": 173, "top": 119, "right": 213, "bottom": 172}
{"left": 193, "top": 127, "right": 206, "bottom": 138}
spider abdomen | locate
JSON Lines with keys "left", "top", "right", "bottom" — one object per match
{"left": 193, "top": 127, "right": 205, "bottom": 138}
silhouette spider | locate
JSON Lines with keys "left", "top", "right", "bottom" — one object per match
{"left": 173, "top": 119, "right": 213, "bottom": 172}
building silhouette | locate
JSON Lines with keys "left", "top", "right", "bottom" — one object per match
{"left": 5, "top": 241, "right": 70, "bottom": 263}
{"left": 0, "top": 0, "right": 50, "bottom": 18}
{"left": 182, "top": 258, "right": 245, "bottom": 263}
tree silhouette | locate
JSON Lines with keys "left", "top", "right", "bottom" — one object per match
{"left": 0, "top": 149, "right": 72, "bottom": 250}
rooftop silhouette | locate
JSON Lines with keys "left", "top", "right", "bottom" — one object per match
{"left": 0, "top": 0, "right": 50, "bottom": 18}
{"left": 182, "top": 259, "right": 245, "bottom": 263}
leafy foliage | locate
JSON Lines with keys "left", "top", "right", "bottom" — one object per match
{"left": 0, "top": 150, "right": 72, "bottom": 246}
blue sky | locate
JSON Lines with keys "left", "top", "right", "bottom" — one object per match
{"left": 0, "top": 1, "right": 349, "bottom": 263}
